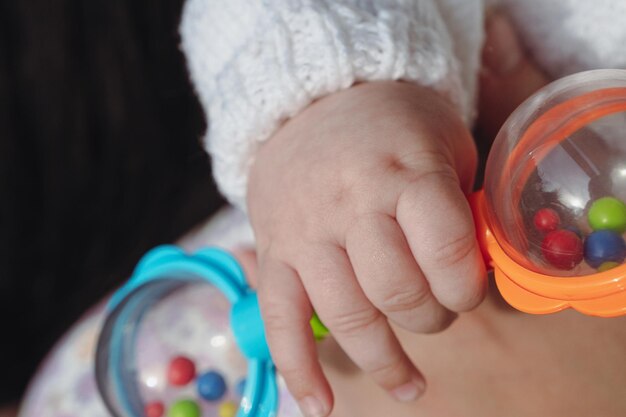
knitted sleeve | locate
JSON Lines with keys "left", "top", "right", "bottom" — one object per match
{"left": 179, "top": 0, "right": 484, "bottom": 210}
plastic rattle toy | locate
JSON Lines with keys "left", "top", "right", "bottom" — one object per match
{"left": 95, "top": 69, "right": 626, "bottom": 417}
{"left": 96, "top": 245, "right": 328, "bottom": 417}
{"left": 471, "top": 68, "right": 626, "bottom": 317}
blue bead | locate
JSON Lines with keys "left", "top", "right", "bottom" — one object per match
{"left": 584, "top": 230, "right": 626, "bottom": 268}
{"left": 196, "top": 370, "right": 227, "bottom": 402}
{"left": 235, "top": 378, "right": 246, "bottom": 397}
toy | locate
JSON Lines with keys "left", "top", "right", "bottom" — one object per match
{"left": 144, "top": 402, "right": 165, "bottom": 417}
{"left": 218, "top": 402, "right": 238, "bottom": 417}
{"left": 588, "top": 197, "right": 626, "bottom": 233}
{"left": 473, "top": 68, "right": 626, "bottom": 317}
{"left": 533, "top": 208, "right": 560, "bottom": 233}
{"left": 96, "top": 246, "right": 303, "bottom": 417}
{"left": 169, "top": 399, "right": 201, "bottom": 417}
{"left": 197, "top": 371, "right": 227, "bottom": 401}
{"left": 540, "top": 229, "right": 583, "bottom": 270}
{"left": 168, "top": 356, "right": 196, "bottom": 386}
{"left": 583, "top": 230, "right": 626, "bottom": 268}
{"left": 96, "top": 69, "right": 626, "bottom": 417}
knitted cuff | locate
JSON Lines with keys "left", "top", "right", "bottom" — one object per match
{"left": 180, "top": 0, "right": 471, "bottom": 210}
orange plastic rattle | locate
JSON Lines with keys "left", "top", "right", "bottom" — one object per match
{"left": 471, "top": 69, "right": 626, "bottom": 317}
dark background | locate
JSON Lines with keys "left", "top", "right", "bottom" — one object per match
{"left": 0, "top": 0, "right": 224, "bottom": 403}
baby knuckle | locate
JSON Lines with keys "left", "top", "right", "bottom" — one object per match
{"left": 407, "top": 163, "right": 459, "bottom": 189}
{"left": 262, "top": 303, "right": 295, "bottom": 334}
{"left": 274, "top": 362, "right": 310, "bottom": 391}
{"left": 345, "top": 212, "right": 380, "bottom": 241}
{"left": 366, "top": 355, "right": 407, "bottom": 385}
{"left": 430, "top": 230, "right": 476, "bottom": 269}
{"left": 451, "top": 279, "right": 485, "bottom": 312}
{"left": 386, "top": 302, "right": 455, "bottom": 334}
{"left": 397, "top": 168, "right": 459, "bottom": 211}
{"left": 258, "top": 241, "right": 281, "bottom": 262}
{"left": 394, "top": 149, "right": 449, "bottom": 174}
{"left": 325, "top": 306, "right": 382, "bottom": 337}
{"left": 377, "top": 285, "right": 431, "bottom": 314}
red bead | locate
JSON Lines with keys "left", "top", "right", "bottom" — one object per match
{"left": 144, "top": 401, "right": 164, "bottom": 417}
{"left": 533, "top": 208, "right": 560, "bottom": 233}
{"left": 541, "top": 230, "right": 583, "bottom": 270}
{"left": 167, "top": 356, "right": 196, "bottom": 386}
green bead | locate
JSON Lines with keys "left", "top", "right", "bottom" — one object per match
{"left": 588, "top": 197, "right": 626, "bottom": 233}
{"left": 310, "top": 312, "right": 329, "bottom": 341}
{"left": 169, "top": 399, "right": 200, "bottom": 417}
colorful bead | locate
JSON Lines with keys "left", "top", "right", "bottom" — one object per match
{"left": 588, "top": 197, "right": 626, "bottom": 233}
{"left": 584, "top": 230, "right": 626, "bottom": 268}
{"left": 167, "top": 356, "right": 196, "bottom": 387}
{"left": 533, "top": 208, "right": 560, "bottom": 233}
{"left": 598, "top": 261, "right": 620, "bottom": 272}
{"left": 541, "top": 230, "right": 584, "bottom": 270}
{"left": 144, "top": 402, "right": 165, "bottom": 417}
{"left": 197, "top": 370, "right": 227, "bottom": 401}
{"left": 168, "top": 399, "right": 200, "bottom": 417}
{"left": 310, "top": 312, "right": 329, "bottom": 341}
{"left": 218, "top": 401, "right": 238, "bottom": 417}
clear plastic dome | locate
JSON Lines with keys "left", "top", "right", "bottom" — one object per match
{"left": 96, "top": 279, "right": 249, "bottom": 417}
{"left": 484, "top": 69, "right": 626, "bottom": 277}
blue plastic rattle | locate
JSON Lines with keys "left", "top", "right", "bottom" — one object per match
{"left": 96, "top": 245, "right": 327, "bottom": 417}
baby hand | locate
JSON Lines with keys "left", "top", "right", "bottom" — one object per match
{"left": 247, "top": 81, "right": 487, "bottom": 417}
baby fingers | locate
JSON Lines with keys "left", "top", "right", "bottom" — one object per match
{"left": 258, "top": 256, "right": 333, "bottom": 417}
{"left": 346, "top": 212, "right": 456, "bottom": 333}
{"left": 297, "top": 244, "right": 426, "bottom": 404}
{"left": 396, "top": 168, "right": 487, "bottom": 312}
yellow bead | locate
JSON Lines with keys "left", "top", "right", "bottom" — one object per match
{"left": 218, "top": 401, "right": 238, "bottom": 417}
{"left": 598, "top": 261, "right": 620, "bottom": 272}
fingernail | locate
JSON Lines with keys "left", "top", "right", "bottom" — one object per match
{"left": 482, "top": 12, "right": 523, "bottom": 76}
{"left": 391, "top": 377, "right": 425, "bottom": 402}
{"left": 298, "top": 396, "right": 326, "bottom": 417}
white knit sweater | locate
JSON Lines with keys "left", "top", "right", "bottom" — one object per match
{"left": 180, "top": 0, "right": 626, "bottom": 212}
